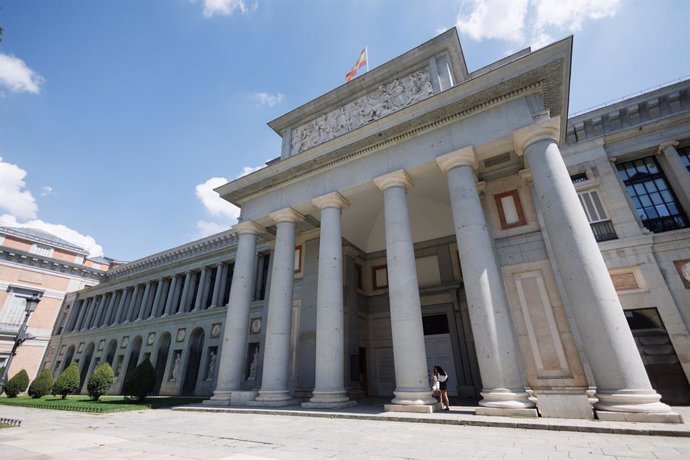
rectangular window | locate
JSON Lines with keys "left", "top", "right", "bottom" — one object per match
{"left": 372, "top": 265, "right": 388, "bottom": 290}
{"left": 617, "top": 156, "right": 689, "bottom": 233}
{"left": 294, "top": 245, "right": 303, "bottom": 274}
{"left": 570, "top": 173, "right": 588, "bottom": 184}
{"left": 0, "top": 292, "right": 27, "bottom": 331}
{"left": 679, "top": 146, "right": 690, "bottom": 172}
{"left": 578, "top": 189, "right": 618, "bottom": 242}
{"left": 495, "top": 190, "right": 527, "bottom": 229}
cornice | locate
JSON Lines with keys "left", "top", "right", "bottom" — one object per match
{"left": 0, "top": 247, "right": 105, "bottom": 282}
{"left": 106, "top": 230, "right": 238, "bottom": 281}
{"left": 604, "top": 112, "right": 690, "bottom": 148}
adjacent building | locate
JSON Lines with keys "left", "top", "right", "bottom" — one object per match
{"left": 40, "top": 30, "right": 690, "bottom": 422}
{"left": 0, "top": 226, "right": 114, "bottom": 382}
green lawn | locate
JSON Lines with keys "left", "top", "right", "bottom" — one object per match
{"left": 0, "top": 422, "right": 13, "bottom": 429}
{"left": 0, "top": 395, "right": 204, "bottom": 413}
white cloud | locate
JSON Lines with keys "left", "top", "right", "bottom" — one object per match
{"left": 456, "top": 0, "right": 529, "bottom": 42}
{"left": 454, "top": 0, "right": 620, "bottom": 49}
{"left": 0, "top": 215, "right": 104, "bottom": 257}
{"left": 40, "top": 186, "right": 55, "bottom": 197}
{"left": 195, "top": 0, "right": 257, "bottom": 18}
{"left": 0, "top": 156, "right": 38, "bottom": 219}
{"left": 0, "top": 157, "right": 104, "bottom": 257}
{"left": 0, "top": 53, "right": 45, "bottom": 94}
{"left": 253, "top": 92, "right": 284, "bottom": 108}
{"left": 193, "top": 164, "right": 265, "bottom": 238}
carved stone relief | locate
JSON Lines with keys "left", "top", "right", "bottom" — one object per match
{"left": 291, "top": 69, "right": 434, "bottom": 154}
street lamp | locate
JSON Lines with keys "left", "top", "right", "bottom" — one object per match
{"left": 0, "top": 290, "right": 42, "bottom": 394}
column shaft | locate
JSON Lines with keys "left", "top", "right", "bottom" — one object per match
{"left": 164, "top": 277, "right": 179, "bottom": 316}
{"left": 209, "top": 226, "right": 261, "bottom": 404}
{"left": 525, "top": 135, "right": 670, "bottom": 414}
{"left": 149, "top": 281, "right": 164, "bottom": 319}
{"left": 210, "top": 264, "right": 225, "bottom": 308}
{"left": 441, "top": 153, "right": 532, "bottom": 409}
{"left": 137, "top": 282, "right": 152, "bottom": 321}
{"left": 193, "top": 268, "right": 208, "bottom": 311}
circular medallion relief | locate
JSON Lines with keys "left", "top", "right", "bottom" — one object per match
{"left": 250, "top": 319, "right": 261, "bottom": 334}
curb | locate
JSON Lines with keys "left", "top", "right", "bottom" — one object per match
{"left": 172, "top": 405, "right": 690, "bottom": 438}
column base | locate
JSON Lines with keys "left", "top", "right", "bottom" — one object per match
{"left": 231, "top": 390, "right": 258, "bottom": 406}
{"left": 302, "top": 390, "right": 356, "bottom": 409}
{"left": 203, "top": 390, "right": 232, "bottom": 406}
{"left": 390, "top": 389, "right": 439, "bottom": 406}
{"left": 479, "top": 388, "right": 535, "bottom": 409}
{"left": 247, "top": 390, "right": 298, "bottom": 407}
{"left": 595, "top": 410, "right": 684, "bottom": 424}
{"left": 535, "top": 390, "right": 593, "bottom": 419}
{"left": 384, "top": 402, "right": 443, "bottom": 413}
{"left": 594, "top": 389, "right": 672, "bottom": 414}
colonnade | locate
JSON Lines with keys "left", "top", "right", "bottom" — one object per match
{"left": 210, "top": 116, "right": 670, "bottom": 416}
{"left": 64, "top": 262, "right": 233, "bottom": 333}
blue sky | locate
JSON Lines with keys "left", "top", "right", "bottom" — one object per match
{"left": 1, "top": 0, "right": 688, "bottom": 261}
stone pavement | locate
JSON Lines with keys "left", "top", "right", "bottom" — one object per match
{"left": 1, "top": 404, "right": 690, "bottom": 459}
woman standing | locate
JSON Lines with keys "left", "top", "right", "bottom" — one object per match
{"left": 433, "top": 366, "right": 450, "bottom": 411}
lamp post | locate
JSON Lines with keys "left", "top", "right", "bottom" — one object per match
{"left": 0, "top": 291, "right": 42, "bottom": 394}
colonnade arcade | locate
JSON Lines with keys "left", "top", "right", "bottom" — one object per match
{"left": 209, "top": 116, "right": 673, "bottom": 417}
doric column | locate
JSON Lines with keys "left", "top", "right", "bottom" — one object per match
{"left": 137, "top": 282, "right": 153, "bottom": 321}
{"left": 78, "top": 297, "right": 94, "bottom": 331}
{"left": 66, "top": 298, "right": 82, "bottom": 332}
{"left": 72, "top": 299, "right": 91, "bottom": 331}
{"left": 179, "top": 272, "right": 193, "bottom": 313}
{"left": 114, "top": 289, "right": 129, "bottom": 324}
{"left": 163, "top": 276, "right": 179, "bottom": 317}
{"left": 373, "top": 170, "right": 439, "bottom": 411}
{"left": 207, "top": 221, "right": 264, "bottom": 405}
{"left": 102, "top": 292, "right": 117, "bottom": 327}
{"left": 304, "top": 192, "right": 356, "bottom": 409}
{"left": 657, "top": 141, "right": 690, "bottom": 212}
{"left": 514, "top": 116, "right": 673, "bottom": 418}
{"left": 149, "top": 280, "right": 164, "bottom": 319}
{"left": 193, "top": 268, "right": 209, "bottom": 311}
{"left": 436, "top": 147, "right": 535, "bottom": 413}
{"left": 210, "top": 263, "right": 225, "bottom": 308}
{"left": 91, "top": 295, "right": 107, "bottom": 329}
{"left": 251, "top": 208, "right": 304, "bottom": 406}
{"left": 125, "top": 285, "right": 141, "bottom": 323}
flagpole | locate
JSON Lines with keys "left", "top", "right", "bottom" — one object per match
{"left": 365, "top": 44, "right": 369, "bottom": 72}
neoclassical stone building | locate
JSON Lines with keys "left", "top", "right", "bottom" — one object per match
{"left": 41, "top": 30, "right": 690, "bottom": 422}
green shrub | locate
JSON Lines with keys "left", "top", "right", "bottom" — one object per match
{"left": 87, "top": 362, "right": 114, "bottom": 401}
{"left": 4, "top": 369, "right": 30, "bottom": 397}
{"left": 52, "top": 363, "right": 80, "bottom": 399}
{"left": 28, "top": 369, "right": 54, "bottom": 398}
{"left": 122, "top": 359, "right": 156, "bottom": 402}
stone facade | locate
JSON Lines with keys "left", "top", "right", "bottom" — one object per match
{"left": 41, "top": 30, "right": 690, "bottom": 422}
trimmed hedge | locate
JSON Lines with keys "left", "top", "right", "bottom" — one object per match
{"left": 52, "top": 363, "right": 80, "bottom": 399}
{"left": 4, "top": 369, "right": 29, "bottom": 397}
{"left": 28, "top": 370, "right": 54, "bottom": 399}
{"left": 122, "top": 359, "right": 156, "bottom": 402}
{"left": 87, "top": 363, "right": 114, "bottom": 401}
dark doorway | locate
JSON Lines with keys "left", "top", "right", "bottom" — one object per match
{"left": 625, "top": 308, "right": 690, "bottom": 405}
{"left": 358, "top": 347, "right": 368, "bottom": 395}
{"left": 63, "top": 345, "right": 75, "bottom": 371}
{"left": 122, "top": 336, "right": 143, "bottom": 386}
{"left": 79, "top": 342, "right": 95, "bottom": 391}
{"left": 154, "top": 332, "right": 171, "bottom": 393}
{"left": 182, "top": 328, "right": 205, "bottom": 395}
{"left": 105, "top": 340, "right": 117, "bottom": 365}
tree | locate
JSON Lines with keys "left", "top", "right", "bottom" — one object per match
{"left": 28, "top": 369, "right": 54, "bottom": 398}
{"left": 52, "top": 363, "right": 80, "bottom": 399}
{"left": 3, "top": 369, "right": 29, "bottom": 397}
{"left": 87, "top": 362, "right": 114, "bottom": 401}
{"left": 122, "top": 359, "right": 156, "bottom": 402}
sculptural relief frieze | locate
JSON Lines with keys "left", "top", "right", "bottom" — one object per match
{"left": 291, "top": 69, "right": 434, "bottom": 154}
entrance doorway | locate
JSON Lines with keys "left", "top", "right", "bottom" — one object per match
{"left": 182, "top": 328, "right": 205, "bottom": 395}
{"left": 423, "top": 313, "right": 458, "bottom": 396}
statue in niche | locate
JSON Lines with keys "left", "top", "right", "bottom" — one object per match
{"left": 114, "top": 361, "right": 122, "bottom": 380}
{"left": 169, "top": 352, "right": 181, "bottom": 382}
{"left": 248, "top": 347, "right": 259, "bottom": 380}
{"left": 206, "top": 350, "right": 216, "bottom": 380}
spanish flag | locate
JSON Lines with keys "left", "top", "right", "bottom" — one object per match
{"left": 346, "top": 47, "right": 368, "bottom": 82}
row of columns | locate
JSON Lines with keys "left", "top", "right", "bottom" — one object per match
{"left": 65, "top": 263, "right": 232, "bottom": 333}
{"left": 210, "top": 115, "right": 669, "bottom": 416}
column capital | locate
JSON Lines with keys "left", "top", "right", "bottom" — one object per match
{"left": 232, "top": 220, "right": 265, "bottom": 236}
{"left": 513, "top": 115, "right": 561, "bottom": 156}
{"left": 518, "top": 168, "right": 533, "bottom": 183}
{"left": 269, "top": 207, "right": 305, "bottom": 224}
{"left": 312, "top": 191, "right": 350, "bottom": 210}
{"left": 373, "top": 169, "right": 414, "bottom": 191}
{"left": 435, "top": 146, "right": 477, "bottom": 173}
{"left": 658, "top": 140, "right": 679, "bottom": 154}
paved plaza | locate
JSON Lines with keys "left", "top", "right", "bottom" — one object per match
{"left": 1, "top": 405, "right": 690, "bottom": 459}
